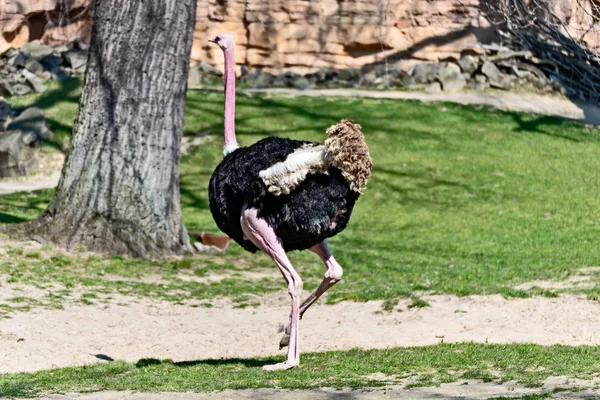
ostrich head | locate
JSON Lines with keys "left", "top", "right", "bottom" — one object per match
{"left": 208, "top": 33, "right": 235, "bottom": 51}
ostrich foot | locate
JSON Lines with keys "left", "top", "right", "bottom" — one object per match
{"left": 279, "top": 325, "right": 291, "bottom": 349}
{"left": 262, "top": 361, "right": 299, "bottom": 371}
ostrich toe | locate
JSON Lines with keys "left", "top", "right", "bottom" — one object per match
{"left": 263, "top": 361, "right": 299, "bottom": 371}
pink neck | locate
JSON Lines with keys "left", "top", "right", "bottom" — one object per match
{"left": 223, "top": 46, "right": 237, "bottom": 154}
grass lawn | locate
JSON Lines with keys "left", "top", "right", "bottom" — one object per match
{"left": 2, "top": 79, "right": 600, "bottom": 308}
{"left": 1, "top": 343, "right": 600, "bottom": 397}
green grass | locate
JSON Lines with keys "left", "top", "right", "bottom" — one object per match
{"left": 1, "top": 343, "right": 599, "bottom": 397}
{"left": 2, "top": 83, "right": 600, "bottom": 308}
{"left": 0, "top": 248, "right": 283, "bottom": 314}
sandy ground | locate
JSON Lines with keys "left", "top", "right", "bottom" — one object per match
{"left": 29, "top": 377, "right": 600, "bottom": 400}
{"left": 2, "top": 293, "right": 600, "bottom": 374}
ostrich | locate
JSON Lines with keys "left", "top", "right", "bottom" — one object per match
{"left": 208, "top": 33, "right": 372, "bottom": 371}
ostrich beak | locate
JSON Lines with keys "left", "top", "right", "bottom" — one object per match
{"left": 208, "top": 37, "right": 218, "bottom": 43}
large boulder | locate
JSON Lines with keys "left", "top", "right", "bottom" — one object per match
{"left": 338, "top": 68, "right": 361, "bottom": 82}
{"left": 0, "top": 131, "right": 38, "bottom": 177}
{"left": 458, "top": 55, "right": 479, "bottom": 75}
{"left": 436, "top": 63, "right": 467, "bottom": 92}
{"left": 187, "top": 61, "right": 223, "bottom": 86}
{"left": 7, "top": 107, "right": 53, "bottom": 142}
{"left": 407, "top": 63, "right": 441, "bottom": 84}
{"left": 20, "top": 41, "right": 55, "bottom": 60}
{"left": 481, "top": 61, "right": 511, "bottom": 89}
{"left": 21, "top": 69, "right": 47, "bottom": 93}
{"left": 62, "top": 49, "right": 88, "bottom": 72}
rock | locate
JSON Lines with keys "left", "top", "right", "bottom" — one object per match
{"left": 338, "top": 68, "right": 361, "bottom": 81}
{"left": 40, "top": 55, "right": 64, "bottom": 70}
{"left": 241, "top": 65, "right": 252, "bottom": 77}
{"left": 0, "top": 131, "right": 38, "bottom": 177}
{"left": 240, "top": 65, "right": 254, "bottom": 84}
{"left": 474, "top": 74, "right": 488, "bottom": 84}
{"left": 425, "top": 81, "right": 442, "bottom": 93}
{"left": 291, "top": 76, "right": 311, "bottom": 90}
{"left": 458, "top": 55, "right": 478, "bottom": 75}
{"left": 409, "top": 63, "right": 440, "bottom": 84}
{"left": 24, "top": 58, "right": 45, "bottom": 74}
{"left": 4, "top": 64, "right": 17, "bottom": 73}
{"left": 362, "top": 62, "right": 402, "bottom": 79}
{"left": 253, "top": 71, "right": 275, "bottom": 89}
{"left": 373, "top": 75, "right": 397, "bottom": 89}
{"left": 187, "top": 66, "right": 203, "bottom": 86}
{"left": 271, "top": 75, "right": 286, "bottom": 87}
{"left": 38, "top": 71, "right": 52, "bottom": 81}
{"left": 197, "top": 61, "right": 222, "bottom": 77}
{"left": 436, "top": 63, "right": 466, "bottom": 92}
{"left": 21, "top": 70, "right": 47, "bottom": 93}
{"left": 307, "top": 68, "right": 338, "bottom": 85}
{"left": 472, "top": 74, "right": 490, "bottom": 91}
{"left": 7, "top": 107, "right": 54, "bottom": 142}
{"left": 0, "top": 100, "right": 13, "bottom": 131}
{"left": 20, "top": 41, "right": 55, "bottom": 60}
{"left": 7, "top": 52, "right": 27, "bottom": 68}
{"left": 7, "top": 83, "right": 32, "bottom": 96}
{"left": 360, "top": 72, "right": 377, "bottom": 87}
{"left": 0, "top": 79, "right": 13, "bottom": 97}
{"left": 0, "top": 107, "right": 51, "bottom": 177}
{"left": 62, "top": 49, "right": 88, "bottom": 71}
{"left": 1, "top": 49, "right": 19, "bottom": 60}
{"left": 488, "top": 74, "right": 515, "bottom": 91}
{"left": 481, "top": 61, "right": 503, "bottom": 86}
{"left": 49, "top": 67, "right": 69, "bottom": 81}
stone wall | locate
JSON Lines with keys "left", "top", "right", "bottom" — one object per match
{"left": 1, "top": 0, "right": 599, "bottom": 74}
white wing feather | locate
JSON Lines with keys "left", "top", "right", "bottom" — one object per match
{"left": 259, "top": 145, "right": 329, "bottom": 195}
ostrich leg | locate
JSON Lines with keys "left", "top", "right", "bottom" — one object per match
{"left": 280, "top": 240, "right": 343, "bottom": 349}
{"left": 240, "top": 205, "right": 303, "bottom": 370}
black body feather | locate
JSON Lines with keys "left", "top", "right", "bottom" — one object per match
{"left": 208, "top": 137, "right": 360, "bottom": 252}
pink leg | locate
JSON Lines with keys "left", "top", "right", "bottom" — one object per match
{"left": 280, "top": 240, "right": 343, "bottom": 349}
{"left": 240, "top": 205, "right": 303, "bottom": 371}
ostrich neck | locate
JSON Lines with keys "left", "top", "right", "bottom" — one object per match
{"left": 223, "top": 47, "right": 238, "bottom": 155}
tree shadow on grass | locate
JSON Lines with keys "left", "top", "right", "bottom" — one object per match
{"left": 0, "top": 213, "right": 27, "bottom": 224}
{"left": 0, "top": 189, "right": 55, "bottom": 225}
{"left": 135, "top": 357, "right": 276, "bottom": 368}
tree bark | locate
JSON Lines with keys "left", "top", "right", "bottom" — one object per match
{"left": 30, "top": 0, "right": 197, "bottom": 257}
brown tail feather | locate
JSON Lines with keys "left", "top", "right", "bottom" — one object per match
{"left": 325, "top": 119, "right": 372, "bottom": 192}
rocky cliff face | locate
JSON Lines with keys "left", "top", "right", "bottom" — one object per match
{"left": 0, "top": 0, "right": 92, "bottom": 52}
{"left": 193, "top": 0, "right": 495, "bottom": 74}
{"left": 1, "top": 0, "right": 599, "bottom": 74}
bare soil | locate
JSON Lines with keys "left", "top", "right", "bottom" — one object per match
{"left": 2, "top": 292, "right": 600, "bottom": 374}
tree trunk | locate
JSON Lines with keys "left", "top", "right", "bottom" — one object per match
{"left": 31, "top": 0, "right": 197, "bottom": 257}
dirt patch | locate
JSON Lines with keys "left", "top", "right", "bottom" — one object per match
{"left": 0, "top": 171, "right": 61, "bottom": 195}
{"left": 515, "top": 267, "right": 600, "bottom": 291}
{"left": 2, "top": 293, "right": 600, "bottom": 374}
{"left": 28, "top": 377, "right": 600, "bottom": 399}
